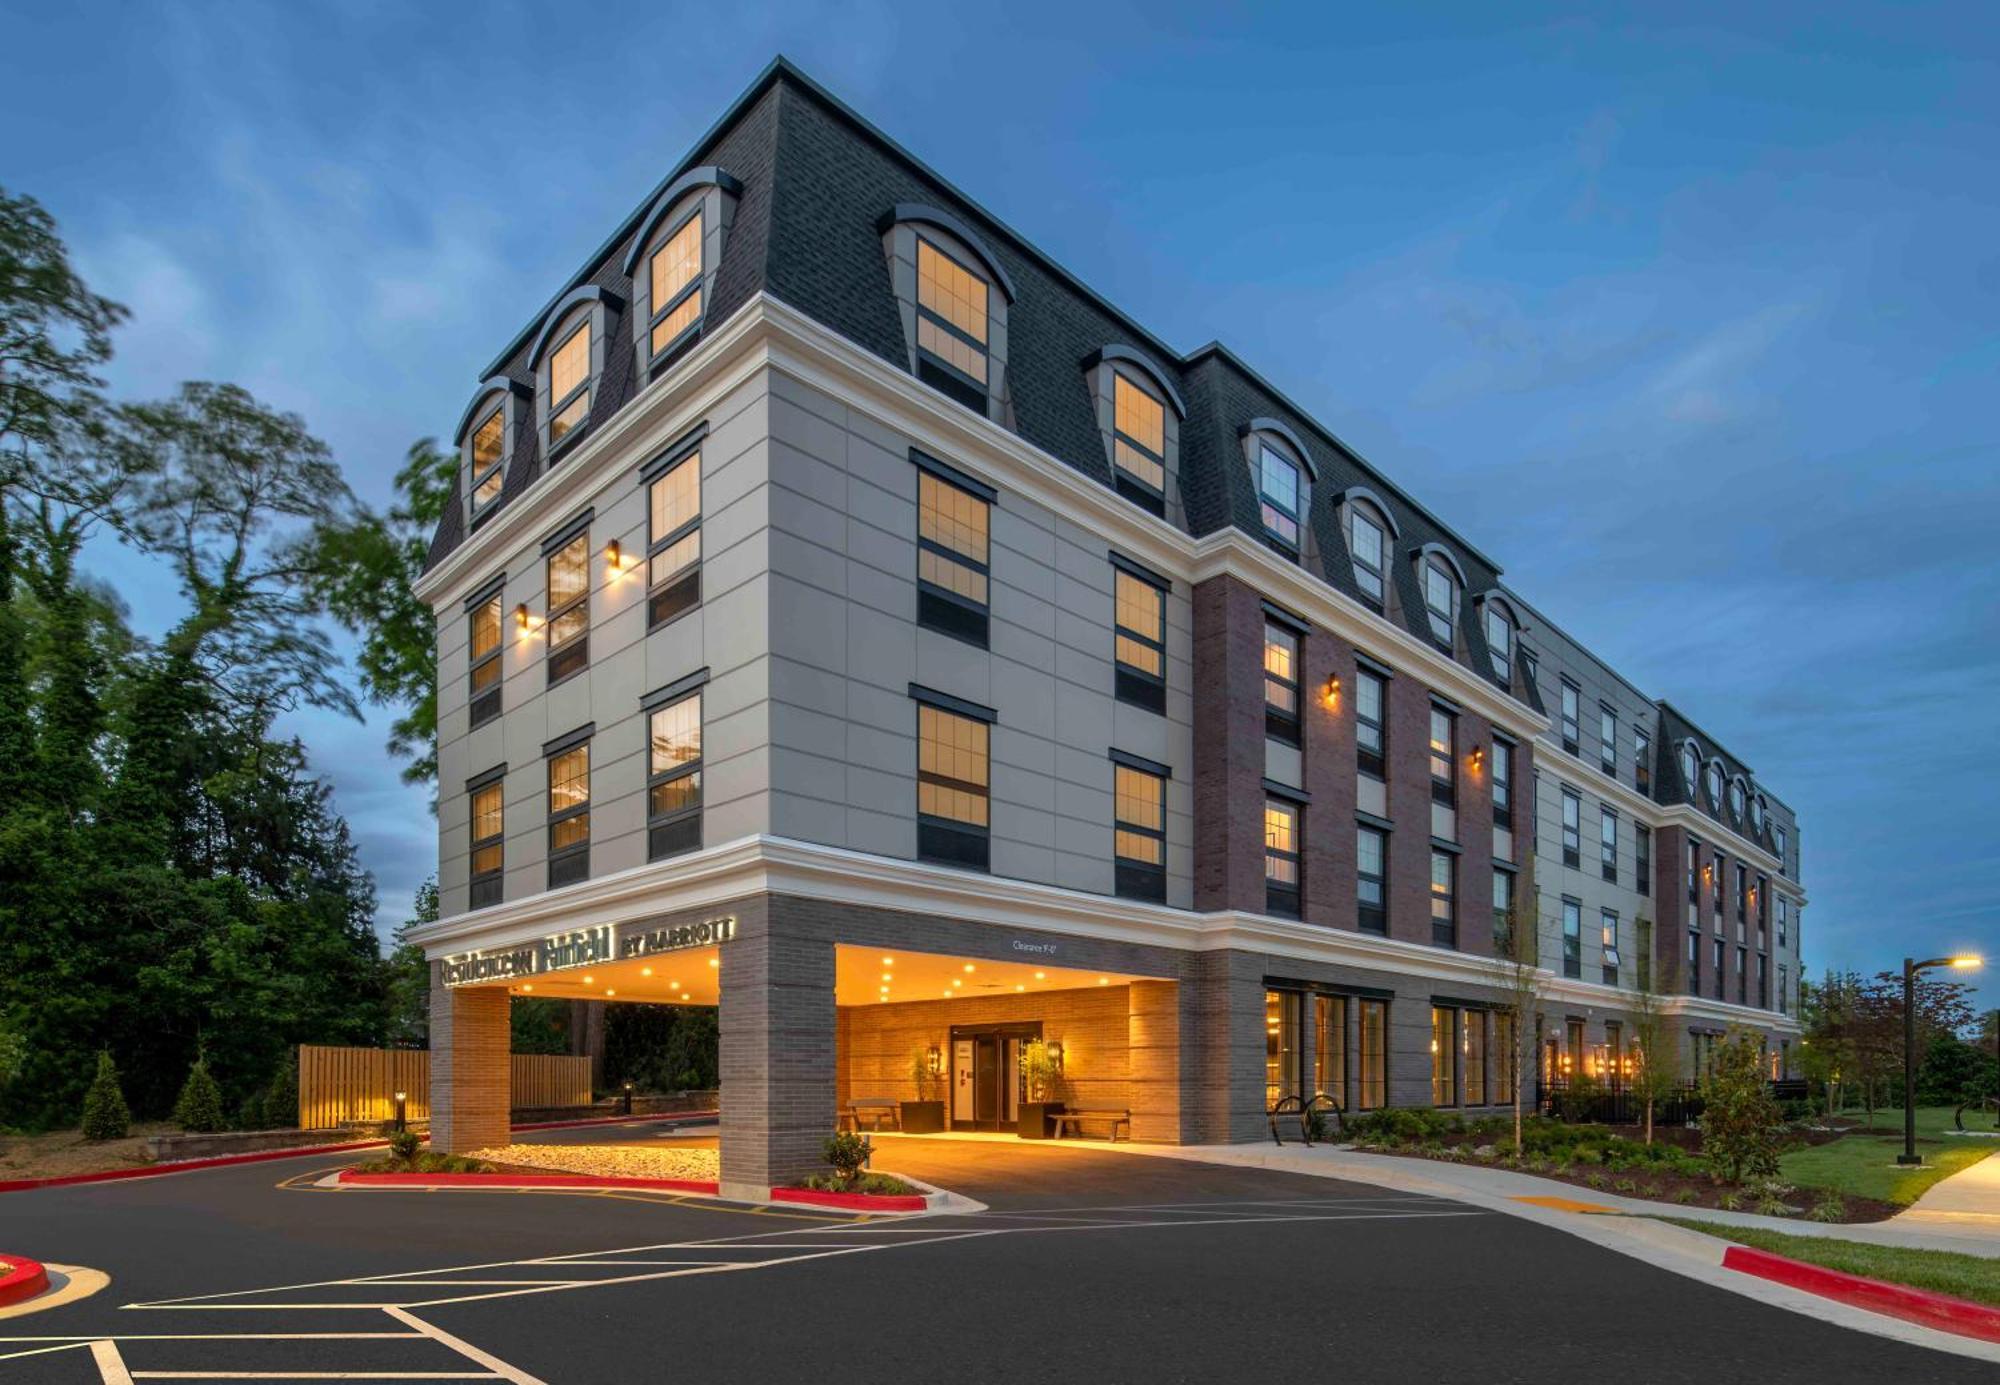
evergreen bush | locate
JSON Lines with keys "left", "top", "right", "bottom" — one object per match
{"left": 172, "top": 1056, "right": 226, "bottom": 1133}
{"left": 263, "top": 1057, "right": 298, "bottom": 1129}
{"left": 81, "top": 1051, "right": 131, "bottom": 1141}
{"left": 1699, "top": 1028, "right": 1785, "bottom": 1184}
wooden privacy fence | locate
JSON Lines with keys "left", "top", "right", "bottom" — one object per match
{"left": 297, "top": 1045, "right": 592, "bottom": 1129}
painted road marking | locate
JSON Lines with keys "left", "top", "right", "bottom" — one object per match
{"left": 0, "top": 1262, "right": 111, "bottom": 1319}
{"left": 1512, "top": 1195, "right": 1622, "bottom": 1214}
{"left": 384, "top": 1307, "right": 550, "bottom": 1385}
{"left": 91, "top": 1338, "right": 135, "bottom": 1383}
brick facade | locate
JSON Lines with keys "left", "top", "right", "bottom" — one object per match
{"left": 428, "top": 967, "right": 510, "bottom": 1153}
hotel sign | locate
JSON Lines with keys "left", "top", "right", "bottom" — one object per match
{"left": 442, "top": 915, "right": 735, "bottom": 987}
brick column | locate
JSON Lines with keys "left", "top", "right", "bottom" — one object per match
{"left": 1191, "top": 576, "right": 1270, "bottom": 913}
{"left": 1127, "top": 979, "right": 1186, "bottom": 1143}
{"left": 429, "top": 968, "right": 510, "bottom": 1154}
{"left": 719, "top": 917, "right": 835, "bottom": 1199}
{"left": 1186, "top": 949, "right": 1267, "bottom": 1143}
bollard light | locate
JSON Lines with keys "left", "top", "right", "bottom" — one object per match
{"left": 622, "top": 1081, "right": 634, "bottom": 1116}
{"left": 392, "top": 1090, "right": 408, "bottom": 1133}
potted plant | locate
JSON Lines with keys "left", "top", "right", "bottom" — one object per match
{"left": 1016, "top": 1038, "right": 1065, "bottom": 1138}
{"left": 900, "top": 1048, "right": 947, "bottom": 1134}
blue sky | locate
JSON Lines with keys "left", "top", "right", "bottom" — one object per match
{"left": 4, "top": 3, "right": 1995, "bottom": 1008}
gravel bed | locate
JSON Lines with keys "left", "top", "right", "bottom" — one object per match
{"left": 462, "top": 1143, "right": 720, "bottom": 1181}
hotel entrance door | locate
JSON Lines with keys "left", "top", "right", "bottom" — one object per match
{"left": 949, "top": 1022, "right": 1039, "bottom": 1131}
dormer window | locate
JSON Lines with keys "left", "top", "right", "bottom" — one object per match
{"left": 1705, "top": 760, "right": 1724, "bottom": 811}
{"left": 1751, "top": 794, "right": 1766, "bottom": 835}
{"left": 647, "top": 212, "right": 703, "bottom": 358}
{"left": 1729, "top": 778, "right": 1746, "bottom": 825}
{"left": 881, "top": 206, "right": 1016, "bottom": 423}
{"left": 1350, "top": 505, "right": 1386, "bottom": 604}
{"left": 622, "top": 167, "right": 740, "bottom": 374}
{"left": 1259, "top": 445, "right": 1301, "bottom": 551}
{"left": 1484, "top": 603, "right": 1513, "bottom": 685}
{"left": 1424, "top": 558, "right": 1457, "bottom": 648}
{"left": 453, "top": 377, "right": 528, "bottom": 530}
{"left": 1112, "top": 372, "right": 1166, "bottom": 508}
{"left": 548, "top": 321, "right": 591, "bottom": 445}
{"left": 1681, "top": 742, "right": 1701, "bottom": 802}
{"left": 916, "top": 237, "right": 990, "bottom": 406}
{"left": 468, "top": 408, "right": 506, "bottom": 515}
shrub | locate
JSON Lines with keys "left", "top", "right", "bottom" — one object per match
{"left": 81, "top": 1051, "right": 131, "bottom": 1141}
{"left": 1717, "top": 1190, "right": 1743, "bottom": 1212}
{"left": 1585, "top": 1172, "right": 1609, "bottom": 1190}
{"left": 263, "top": 1058, "right": 298, "bottom": 1129}
{"left": 823, "top": 1131, "right": 871, "bottom": 1183}
{"left": 388, "top": 1130, "right": 421, "bottom": 1161}
{"left": 1614, "top": 1178, "right": 1638, "bottom": 1194}
{"left": 173, "top": 1057, "right": 227, "bottom": 1133}
{"left": 1807, "top": 1192, "right": 1846, "bottom": 1223}
{"left": 1756, "top": 1194, "right": 1794, "bottom": 1218}
{"left": 1699, "top": 1029, "right": 1784, "bottom": 1184}
{"left": 237, "top": 1090, "right": 268, "bottom": 1131}
{"left": 1673, "top": 1187, "right": 1699, "bottom": 1205}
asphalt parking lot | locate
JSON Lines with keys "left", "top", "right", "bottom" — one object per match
{"left": 1, "top": 1123, "right": 1989, "bottom": 1383}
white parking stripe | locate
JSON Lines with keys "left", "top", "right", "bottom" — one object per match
{"left": 384, "top": 1308, "right": 549, "bottom": 1385}
{"left": 91, "top": 1338, "right": 135, "bottom": 1384}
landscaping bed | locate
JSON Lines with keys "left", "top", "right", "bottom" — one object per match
{"left": 349, "top": 1150, "right": 495, "bottom": 1176}
{"left": 1656, "top": 1218, "right": 2000, "bottom": 1310}
{"left": 1344, "top": 1111, "right": 1902, "bottom": 1223}
{"left": 458, "top": 1143, "right": 720, "bottom": 1183}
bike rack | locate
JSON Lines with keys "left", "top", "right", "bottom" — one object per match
{"left": 1267, "top": 1094, "right": 1304, "bottom": 1146}
{"left": 1303, "top": 1093, "right": 1343, "bottom": 1146}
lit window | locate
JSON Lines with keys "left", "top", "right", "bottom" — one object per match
{"left": 1484, "top": 603, "right": 1512, "bottom": 684}
{"left": 468, "top": 591, "right": 502, "bottom": 728}
{"left": 1314, "top": 995, "right": 1347, "bottom": 1109}
{"left": 647, "top": 448, "right": 702, "bottom": 628}
{"left": 1350, "top": 505, "right": 1386, "bottom": 605}
{"left": 1355, "top": 667, "right": 1386, "bottom": 778}
{"left": 1111, "top": 373, "right": 1166, "bottom": 504}
{"left": 1358, "top": 1000, "right": 1387, "bottom": 1111}
{"left": 916, "top": 468, "right": 991, "bottom": 646}
{"left": 1113, "top": 762, "right": 1167, "bottom": 903}
{"left": 1265, "top": 990, "right": 1302, "bottom": 1107}
{"left": 1113, "top": 567, "right": 1166, "bottom": 713}
{"left": 647, "top": 211, "right": 703, "bottom": 358}
{"left": 646, "top": 691, "right": 702, "bottom": 861}
{"left": 1258, "top": 445, "right": 1301, "bottom": 551}
{"left": 1562, "top": 898, "right": 1582, "bottom": 979}
{"left": 548, "top": 322, "right": 591, "bottom": 446}
{"left": 917, "top": 703, "right": 990, "bottom": 870}
{"left": 1423, "top": 560, "right": 1457, "bottom": 648}
{"left": 545, "top": 533, "right": 590, "bottom": 683}
{"left": 469, "top": 408, "right": 506, "bottom": 515}
{"left": 1264, "top": 622, "right": 1300, "bottom": 744}
{"left": 1264, "top": 798, "right": 1300, "bottom": 917}
{"left": 916, "top": 238, "right": 989, "bottom": 395}
{"left": 546, "top": 740, "right": 590, "bottom": 888}
{"left": 1356, "top": 824, "right": 1387, "bottom": 934}
{"left": 1431, "top": 1006, "right": 1458, "bottom": 1106}
{"left": 469, "top": 778, "right": 503, "bottom": 909}
{"left": 1561, "top": 788, "right": 1581, "bottom": 867}
{"left": 1430, "top": 849, "right": 1455, "bottom": 948}
{"left": 1601, "top": 909, "right": 1621, "bottom": 986}
{"left": 1429, "top": 706, "right": 1455, "bottom": 803}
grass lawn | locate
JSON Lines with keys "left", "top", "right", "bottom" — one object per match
{"left": 1782, "top": 1109, "right": 1994, "bottom": 1205}
{"left": 1656, "top": 1218, "right": 2000, "bottom": 1308}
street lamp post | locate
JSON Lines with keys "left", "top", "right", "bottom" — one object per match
{"left": 1899, "top": 954, "right": 1984, "bottom": 1167}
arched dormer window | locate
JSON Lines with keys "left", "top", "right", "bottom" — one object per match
{"left": 1083, "top": 345, "right": 1184, "bottom": 520}
{"left": 1411, "top": 542, "right": 1467, "bottom": 652}
{"left": 1705, "top": 759, "right": 1725, "bottom": 812}
{"left": 1335, "top": 485, "right": 1399, "bottom": 609}
{"left": 1241, "top": 419, "right": 1315, "bottom": 560}
{"left": 526, "top": 285, "right": 621, "bottom": 462}
{"left": 1680, "top": 741, "right": 1702, "bottom": 803}
{"left": 1476, "top": 592, "right": 1521, "bottom": 689}
{"left": 1728, "top": 776, "right": 1747, "bottom": 826}
{"left": 1751, "top": 793, "right": 1767, "bottom": 836}
{"left": 621, "top": 167, "right": 741, "bottom": 374}
{"left": 453, "top": 376, "right": 530, "bottom": 528}
{"left": 879, "top": 205, "right": 1015, "bottom": 422}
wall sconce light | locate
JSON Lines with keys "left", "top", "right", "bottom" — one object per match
{"left": 606, "top": 538, "right": 625, "bottom": 571}
{"left": 515, "top": 602, "right": 543, "bottom": 634}
{"left": 1323, "top": 674, "right": 1340, "bottom": 709}
{"left": 925, "top": 1044, "right": 943, "bottom": 1077}
{"left": 1469, "top": 746, "right": 1485, "bottom": 773}
{"left": 1046, "top": 1040, "right": 1065, "bottom": 1075}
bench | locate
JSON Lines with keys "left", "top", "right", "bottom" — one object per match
{"left": 838, "top": 1098, "right": 902, "bottom": 1133}
{"left": 1047, "top": 1109, "right": 1130, "bottom": 1142}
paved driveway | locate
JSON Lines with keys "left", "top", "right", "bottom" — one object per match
{"left": 1, "top": 1126, "right": 1990, "bottom": 1382}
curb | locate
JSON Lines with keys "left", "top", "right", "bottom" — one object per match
{"left": 335, "top": 1167, "right": 933, "bottom": 1213}
{"left": 0, "top": 1255, "right": 51, "bottom": 1309}
{"left": 770, "top": 1186, "right": 931, "bottom": 1212}
{"left": 1722, "top": 1244, "right": 2000, "bottom": 1345}
{"left": 0, "top": 1112, "right": 711, "bottom": 1194}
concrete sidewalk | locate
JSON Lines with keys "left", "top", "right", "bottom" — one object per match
{"left": 1893, "top": 1149, "right": 2000, "bottom": 1240}
{"left": 1127, "top": 1141, "right": 2000, "bottom": 1259}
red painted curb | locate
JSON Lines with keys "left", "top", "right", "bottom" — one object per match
{"left": 770, "top": 1187, "right": 930, "bottom": 1212}
{"left": 0, "top": 1112, "right": 711, "bottom": 1194}
{"left": 338, "top": 1169, "right": 720, "bottom": 1194}
{"left": 0, "top": 1255, "right": 52, "bottom": 1309}
{"left": 1722, "top": 1245, "right": 2000, "bottom": 1344}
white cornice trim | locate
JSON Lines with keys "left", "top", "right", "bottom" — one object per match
{"left": 408, "top": 836, "right": 1795, "bottom": 1032}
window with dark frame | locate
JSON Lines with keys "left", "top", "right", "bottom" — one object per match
{"left": 1429, "top": 706, "right": 1456, "bottom": 810}
{"left": 1357, "top": 823, "right": 1387, "bottom": 934}
{"left": 1713, "top": 852, "right": 1726, "bottom": 921}
{"left": 546, "top": 739, "right": 590, "bottom": 888}
{"left": 1599, "top": 704, "right": 1618, "bottom": 775}
{"left": 647, "top": 210, "right": 703, "bottom": 361}
{"left": 1263, "top": 621, "right": 1301, "bottom": 746}
{"left": 646, "top": 689, "right": 702, "bottom": 861}
{"left": 1430, "top": 848, "right": 1456, "bottom": 948}
{"left": 1358, "top": 1000, "right": 1387, "bottom": 1111}
{"left": 1110, "top": 373, "right": 1167, "bottom": 515}
{"left": 545, "top": 532, "right": 590, "bottom": 683}
{"left": 1491, "top": 737, "right": 1512, "bottom": 828}
{"left": 1561, "top": 788, "right": 1581, "bottom": 868}
{"left": 547, "top": 320, "right": 591, "bottom": 447}
{"left": 1714, "top": 937, "right": 1726, "bottom": 1000}
{"left": 1599, "top": 806, "right": 1618, "bottom": 883}
{"left": 1635, "top": 727, "right": 1652, "bottom": 794}
{"left": 1113, "top": 760, "right": 1167, "bottom": 903}
{"left": 468, "top": 591, "right": 502, "bottom": 728}
{"left": 1423, "top": 559, "right": 1456, "bottom": 650}
{"left": 1484, "top": 604, "right": 1512, "bottom": 686}
{"left": 1463, "top": 1009, "right": 1487, "bottom": 1105}
{"left": 1257, "top": 444, "right": 1302, "bottom": 554}
{"left": 1350, "top": 504, "right": 1386, "bottom": 608}
{"left": 1314, "top": 994, "right": 1347, "bottom": 1109}
{"left": 914, "top": 237, "right": 990, "bottom": 411}
{"left": 1737, "top": 945, "right": 1748, "bottom": 1004}
{"left": 1431, "top": 1006, "right": 1458, "bottom": 1106}
{"left": 1562, "top": 897, "right": 1582, "bottom": 979}
{"left": 468, "top": 776, "right": 503, "bottom": 909}
{"left": 469, "top": 408, "right": 506, "bottom": 517}
{"left": 1636, "top": 822, "right": 1651, "bottom": 896}
{"left": 916, "top": 466, "right": 991, "bottom": 646}
{"left": 1559, "top": 679, "right": 1580, "bottom": 754}
{"left": 916, "top": 700, "right": 990, "bottom": 871}
{"left": 646, "top": 445, "right": 702, "bottom": 628}
{"left": 1355, "top": 666, "right": 1386, "bottom": 779}
{"left": 1601, "top": 908, "right": 1621, "bottom": 987}
{"left": 1687, "top": 928, "right": 1701, "bottom": 995}
{"left": 1757, "top": 953, "right": 1768, "bottom": 1009}
{"left": 1113, "top": 566, "right": 1167, "bottom": 713}
{"left": 1735, "top": 862, "right": 1748, "bottom": 924}
{"left": 1264, "top": 798, "right": 1301, "bottom": 918}
{"left": 1491, "top": 867, "right": 1512, "bottom": 948}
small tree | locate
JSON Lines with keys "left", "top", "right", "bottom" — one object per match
{"left": 172, "top": 1055, "right": 226, "bottom": 1132}
{"left": 1020, "top": 1039, "right": 1063, "bottom": 1103}
{"left": 1699, "top": 1027, "right": 1783, "bottom": 1184}
{"left": 1626, "top": 918, "right": 1680, "bottom": 1145}
{"left": 81, "top": 1050, "right": 131, "bottom": 1141}
{"left": 909, "top": 1049, "right": 943, "bottom": 1103}
{"left": 1494, "top": 842, "right": 1541, "bottom": 1154}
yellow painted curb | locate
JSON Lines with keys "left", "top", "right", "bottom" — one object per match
{"left": 1512, "top": 1195, "right": 1622, "bottom": 1214}
{"left": 0, "top": 1265, "right": 110, "bottom": 1319}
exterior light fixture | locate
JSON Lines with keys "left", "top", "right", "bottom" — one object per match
{"left": 951, "top": 978, "right": 962, "bottom": 988}
{"left": 925, "top": 1045, "right": 943, "bottom": 1077}
{"left": 1323, "top": 675, "right": 1340, "bottom": 708}
{"left": 582, "top": 975, "right": 594, "bottom": 985}
{"left": 515, "top": 602, "right": 532, "bottom": 631}
{"left": 392, "top": 1090, "right": 408, "bottom": 1133}
{"left": 881, "top": 972, "right": 893, "bottom": 982}
{"left": 621, "top": 1081, "right": 634, "bottom": 1116}
{"left": 604, "top": 988, "right": 615, "bottom": 997}
{"left": 1470, "top": 746, "right": 1484, "bottom": 772}
{"left": 1046, "top": 1041, "right": 1065, "bottom": 1074}
{"left": 1016, "top": 984, "right": 1025, "bottom": 992}
{"left": 1899, "top": 954, "right": 1984, "bottom": 1165}
{"left": 1098, "top": 977, "right": 1109, "bottom": 986}
{"left": 606, "top": 538, "right": 624, "bottom": 570}
{"left": 709, "top": 958, "right": 719, "bottom": 968}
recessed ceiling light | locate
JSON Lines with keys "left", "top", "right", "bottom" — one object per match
{"left": 881, "top": 972, "right": 892, "bottom": 982}
{"left": 1098, "top": 977, "right": 1109, "bottom": 985}
{"left": 641, "top": 967, "right": 653, "bottom": 977}
{"left": 669, "top": 981, "right": 680, "bottom": 990}
{"left": 963, "top": 963, "right": 976, "bottom": 973}
{"left": 583, "top": 975, "right": 594, "bottom": 985}
{"left": 520, "top": 983, "right": 533, "bottom": 992}
{"left": 882, "top": 956, "right": 895, "bottom": 966}
{"left": 1015, "top": 984, "right": 1025, "bottom": 992}
{"left": 1034, "top": 971, "right": 1045, "bottom": 980}
{"left": 952, "top": 978, "right": 962, "bottom": 988}
{"left": 604, "top": 989, "right": 616, "bottom": 997}
{"left": 709, "top": 958, "right": 719, "bottom": 968}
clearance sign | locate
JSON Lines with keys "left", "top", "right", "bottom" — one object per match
{"left": 443, "top": 915, "right": 735, "bottom": 987}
